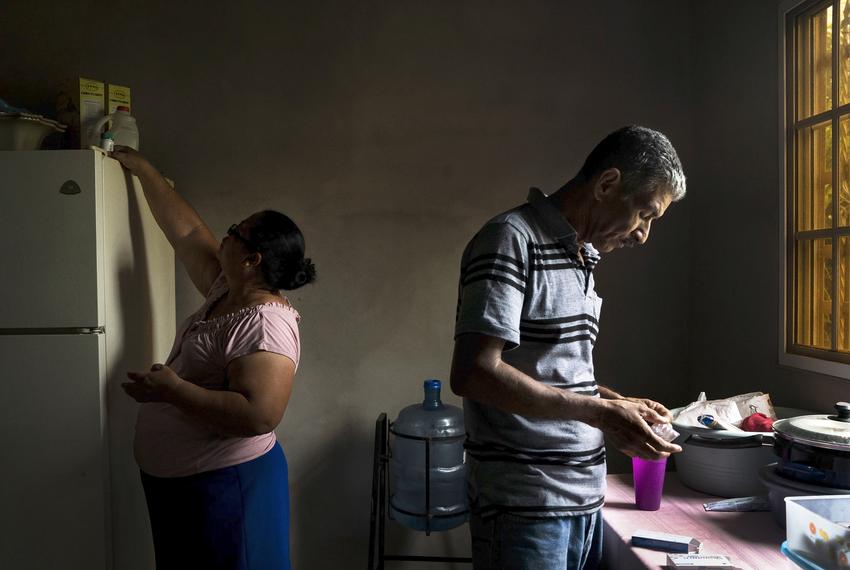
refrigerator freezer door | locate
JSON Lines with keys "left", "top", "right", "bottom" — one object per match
{"left": 0, "top": 150, "right": 104, "bottom": 328}
{"left": 0, "top": 333, "right": 109, "bottom": 570}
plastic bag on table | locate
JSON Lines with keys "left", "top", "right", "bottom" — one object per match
{"left": 732, "top": 392, "right": 776, "bottom": 420}
{"left": 674, "top": 398, "right": 744, "bottom": 430}
{"left": 673, "top": 391, "right": 776, "bottom": 430}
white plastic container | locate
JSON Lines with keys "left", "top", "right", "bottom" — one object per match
{"left": 785, "top": 495, "right": 850, "bottom": 569}
{"left": 90, "top": 106, "right": 138, "bottom": 149}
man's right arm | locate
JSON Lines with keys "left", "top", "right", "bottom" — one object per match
{"left": 450, "top": 333, "right": 681, "bottom": 460}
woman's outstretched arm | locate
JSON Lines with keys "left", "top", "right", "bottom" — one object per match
{"left": 112, "top": 146, "right": 221, "bottom": 295}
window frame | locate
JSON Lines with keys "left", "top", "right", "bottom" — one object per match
{"left": 779, "top": 0, "right": 850, "bottom": 377}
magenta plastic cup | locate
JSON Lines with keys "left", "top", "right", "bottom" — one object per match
{"left": 632, "top": 456, "right": 667, "bottom": 511}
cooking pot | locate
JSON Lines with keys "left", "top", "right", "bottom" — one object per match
{"left": 757, "top": 462, "right": 849, "bottom": 528}
{"left": 767, "top": 402, "right": 850, "bottom": 489}
{"left": 671, "top": 406, "right": 811, "bottom": 497}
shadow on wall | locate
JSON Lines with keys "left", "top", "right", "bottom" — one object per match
{"left": 289, "top": 419, "right": 374, "bottom": 568}
{"left": 107, "top": 175, "right": 157, "bottom": 570}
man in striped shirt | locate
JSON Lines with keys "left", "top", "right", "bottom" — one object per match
{"left": 451, "top": 126, "right": 686, "bottom": 570}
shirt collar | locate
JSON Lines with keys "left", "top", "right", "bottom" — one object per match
{"left": 527, "top": 187, "right": 579, "bottom": 253}
{"left": 526, "top": 187, "right": 601, "bottom": 264}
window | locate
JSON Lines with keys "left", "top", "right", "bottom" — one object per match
{"left": 785, "top": 0, "right": 850, "bottom": 369}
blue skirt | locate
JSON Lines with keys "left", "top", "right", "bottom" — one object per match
{"left": 140, "top": 443, "right": 290, "bottom": 570}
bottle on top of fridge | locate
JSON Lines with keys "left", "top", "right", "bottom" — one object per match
{"left": 91, "top": 106, "right": 139, "bottom": 150}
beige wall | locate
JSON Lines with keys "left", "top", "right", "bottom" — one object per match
{"left": 3, "top": 1, "right": 694, "bottom": 567}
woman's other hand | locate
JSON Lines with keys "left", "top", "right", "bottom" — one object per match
{"left": 110, "top": 145, "right": 156, "bottom": 178}
{"left": 123, "top": 363, "right": 183, "bottom": 403}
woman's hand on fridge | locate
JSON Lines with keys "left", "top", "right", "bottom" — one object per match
{"left": 123, "top": 363, "right": 183, "bottom": 403}
{"left": 110, "top": 145, "right": 157, "bottom": 178}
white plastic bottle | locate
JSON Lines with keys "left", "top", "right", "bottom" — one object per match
{"left": 91, "top": 106, "right": 139, "bottom": 149}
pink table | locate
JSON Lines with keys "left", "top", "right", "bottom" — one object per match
{"left": 603, "top": 473, "right": 798, "bottom": 569}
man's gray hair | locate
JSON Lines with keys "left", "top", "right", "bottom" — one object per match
{"left": 578, "top": 125, "right": 686, "bottom": 201}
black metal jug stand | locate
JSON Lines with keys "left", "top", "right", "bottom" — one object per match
{"left": 368, "top": 413, "right": 473, "bottom": 569}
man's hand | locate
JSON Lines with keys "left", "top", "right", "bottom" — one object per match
{"left": 122, "top": 363, "right": 183, "bottom": 403}
{"left": 589, "top": 399, "right": 682, "bottom": 460}
{"left": 619, "top": 396, "right": 673, "bottom": 423}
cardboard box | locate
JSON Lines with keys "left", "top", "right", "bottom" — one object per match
{"left": 56, "top": 77, "right": 105, "bottom": 148}
{"left": 107, "top": 83, "right": 131, "bottom": 114}
{"left": 666, "top": 553, "right": 734, "bottom": 568}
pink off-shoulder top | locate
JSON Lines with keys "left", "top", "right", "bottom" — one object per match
{"left": 134, "top": 274, "right": 301, "bottom": 478}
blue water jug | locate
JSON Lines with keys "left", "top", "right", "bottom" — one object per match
{"left": 390, "top": 379, "right": 468, "bottom": 531}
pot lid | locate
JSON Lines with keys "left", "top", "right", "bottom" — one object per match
{"left": 774, "top": 402, "right": 850, "bottom": 448}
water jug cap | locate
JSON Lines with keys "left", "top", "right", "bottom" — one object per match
{"left": 102, "top": 131, "right": 114, "bottom": 139}
{"left": 424, "top": 379, "right": 441, "bottom": 390}
{"left": 116, "top": 105, "right": 130, "bottom": 112}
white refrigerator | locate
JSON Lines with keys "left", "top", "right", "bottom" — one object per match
{"left": 0, "top": 150, "right": 175, "bottom": 570}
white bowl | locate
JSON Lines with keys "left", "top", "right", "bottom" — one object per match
{"left": 0, "top": 115, "right": 65, "bottom": 150}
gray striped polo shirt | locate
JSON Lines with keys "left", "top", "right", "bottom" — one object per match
{"left": 455, "top": 188, "right": 606, "bottom": 517}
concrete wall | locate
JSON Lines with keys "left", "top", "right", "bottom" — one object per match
{"left": 3, "top": 1, "right": 693, "bottom": 567}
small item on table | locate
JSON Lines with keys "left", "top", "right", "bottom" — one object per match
{"left": 703, "top": 496, "right": 770, "bottom": 512}
{"left": 666, "top": 553, "right": 734, "bottom": 568}
{"left": 651, "top": 421, "right": 680, "bottom": 442}
{"left": 631, "top": 529, "right": 702, "bottom": 553}
{"left": 740, "top": 412, "right": 774, "bottom": 432}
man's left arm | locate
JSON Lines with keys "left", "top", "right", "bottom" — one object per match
{"left": 598, "top": 385, "right": 673, "bottom": 423}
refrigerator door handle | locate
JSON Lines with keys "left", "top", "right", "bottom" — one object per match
{"left": 0, "top": 326, "right": 105, "bottom": 335}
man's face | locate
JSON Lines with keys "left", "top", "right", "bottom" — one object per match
{"left": 591, "top": 181, "right": 673, "bottom": 253}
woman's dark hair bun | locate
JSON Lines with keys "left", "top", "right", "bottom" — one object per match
{"left": 245, "top": 210, "right": 317, "bottom": 291}
{"left": 275, "top": 257, "right": 316, "bottom": 290}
